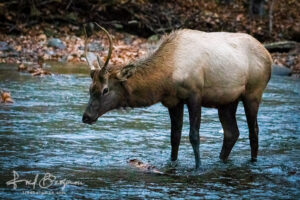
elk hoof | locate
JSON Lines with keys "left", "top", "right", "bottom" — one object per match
{"left": 219, "top": 154, "right": 229, "bottom": 163}
{"left": 168, "top": 160, "right": 178, "bottom": 168}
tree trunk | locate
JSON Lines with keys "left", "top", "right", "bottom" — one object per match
{"left": 269, "top": 0, "right": 275, "bottom": 36}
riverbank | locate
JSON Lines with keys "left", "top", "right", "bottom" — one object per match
{"left": 0, "top": 28, "right": 148, "bottom": 71}
{"left": 0, "top": 28, "right": 299, "bottom": 77}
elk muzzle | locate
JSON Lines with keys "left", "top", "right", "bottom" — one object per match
{"left": 82, "top": 113, "right": 94, "bottom": 124}
{"left": 82, "top": 105, "right": 99, "bottom": 125}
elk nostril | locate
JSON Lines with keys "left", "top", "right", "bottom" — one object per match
{"left": 82, "top": 114, "right": 90, "bottom": 123}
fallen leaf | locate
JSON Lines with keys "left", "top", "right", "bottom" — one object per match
{"left": 1, "top": 91, "right": 14, "bottom": 103}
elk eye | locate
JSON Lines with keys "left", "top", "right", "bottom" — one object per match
{"left": 102, "top": 88, "right": 109, "bottom": 95}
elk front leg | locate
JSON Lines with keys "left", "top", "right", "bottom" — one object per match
{"left": 168, "top": 102, "right": 184, "bottom": 162}
{"left": 187, "top": 96, "right": 202, "bottom": 169}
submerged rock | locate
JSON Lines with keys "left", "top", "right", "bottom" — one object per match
{"left": 128, "top": 159, "right": 164, "bottom": 174}
{"left": 272, "top": 65, "right": 292, "bottom": 76}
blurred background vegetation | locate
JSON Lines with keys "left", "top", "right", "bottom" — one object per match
{"left": 0, "top": 0, "right": 299, "bottom": 76}
{"left": 0, "top": 0, "right": 299, "bottom": 42}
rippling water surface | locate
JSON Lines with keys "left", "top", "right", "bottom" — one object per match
{"left": 0, "top": 63, "right": 299, "bottom": 199}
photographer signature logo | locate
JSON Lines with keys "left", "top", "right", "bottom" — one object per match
{"left": 6, "top": 170, "right": 83, "bottom": 191}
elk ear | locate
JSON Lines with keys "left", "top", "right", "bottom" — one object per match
{"left": 116, "top": 64, "right": 135, "bottom": 81}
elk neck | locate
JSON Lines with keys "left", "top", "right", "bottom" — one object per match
{"left": 121, "top": 54, "right": 176, "bottom": 108}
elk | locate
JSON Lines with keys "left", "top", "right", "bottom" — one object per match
{"left": 82, "top": 23, "right": 272, "bottom": 169}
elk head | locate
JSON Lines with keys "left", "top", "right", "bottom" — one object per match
{"left": 82, "top": 23, "right": 132, "bottom": 124}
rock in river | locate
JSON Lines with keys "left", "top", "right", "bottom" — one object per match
{"left": 272, "top": 64, "right": 292, "bottom": 76}
{"left": 128, "top": 159, "right": 164, "bottom": 174}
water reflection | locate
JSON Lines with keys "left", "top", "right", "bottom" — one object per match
{"left": 0, "top": 64, "right": 299, "bottom": 199}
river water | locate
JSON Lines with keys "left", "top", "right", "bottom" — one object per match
{"left": 0, "top": 63, "right": 299, "bottom": 199}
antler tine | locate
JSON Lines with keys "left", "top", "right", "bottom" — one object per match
{"left": 94, "top": 22, "right": 113, "bottom": 72}
{"left": 83, "top": 24, "right": 96, "bottom": 70}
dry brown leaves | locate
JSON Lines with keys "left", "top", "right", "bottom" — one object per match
{"left": 0, "top": 91, "right": 13, "bottom": 103}
{"left": 0, "top": 28, "right": 148, "bottom": 68}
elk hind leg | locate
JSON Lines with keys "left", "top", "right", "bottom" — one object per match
{"left": 242, "top": 97, "right": 260, "bottom": 162}
{"left": 218, "top": 101, "right": 240, "bottom": 161}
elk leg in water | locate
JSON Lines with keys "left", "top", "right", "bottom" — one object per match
{"left": 243, "top": 97, "right": 260, "bottom": 162}
{"left": 187, "top": 96, "right": 202, "bottom": 169}
{"left": 168, "top": 102, "right": 184, "bottom": 162}
{"left": 218, "top": 101, "right": 240, "bottom": 162}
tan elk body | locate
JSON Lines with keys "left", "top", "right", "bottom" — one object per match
{"left": 112, "top": 30, "right": 272, "bottom": 108}
{"left": 82, "top": 24, "right": 272, "bottom": 169}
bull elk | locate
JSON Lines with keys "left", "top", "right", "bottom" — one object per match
{"left": 82, "top": 23, "right": 272, "bottom": 169}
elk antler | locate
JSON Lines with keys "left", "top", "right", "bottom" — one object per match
{"left": 94, "top": 22, "right": 113, "bottom": 72}
{"left": 83, "top": 23, "right": 113, "bottom": 72}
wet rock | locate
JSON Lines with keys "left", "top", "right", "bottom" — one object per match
{"left": 128, "top": 159, "right": 164, "bottom": 174}
{"left": 47, "top": 38, "right": 66, "bottom": 50}
{"left": 272, "top": 65, "right": 292, "bottom": 76}
{"left": 0, "top": 91, "right": 13, "bottom": 104}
